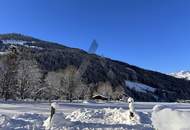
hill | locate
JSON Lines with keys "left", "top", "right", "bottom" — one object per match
{"left": 0, "top": 33, "right": 190, "bottom": 102}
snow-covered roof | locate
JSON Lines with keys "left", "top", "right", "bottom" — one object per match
{"left": 92, "top": 94, "right": 108, "bottom": 100}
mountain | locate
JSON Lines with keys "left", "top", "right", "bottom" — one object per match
{"left": 170, "top": 71, "right": 190, "bottom": 80}
{"left": 0, "top": 33, "right": 190, "bottom": 102}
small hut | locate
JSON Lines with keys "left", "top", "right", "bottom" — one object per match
{"left": 92, "top": 94, "right": 108, "bottom": 102}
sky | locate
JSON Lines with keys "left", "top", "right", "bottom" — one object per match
{"left": 0, "top": 0, "right": 190, "bottom": 73}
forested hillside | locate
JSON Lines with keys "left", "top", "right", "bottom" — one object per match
{"left": 0, "top": 33, "right": 190, "bottom": 102}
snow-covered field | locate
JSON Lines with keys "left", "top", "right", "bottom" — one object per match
{"left": 0, "top": 101, "right": 190, "bottom": 130}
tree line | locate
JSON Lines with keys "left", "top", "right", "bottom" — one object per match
{"left": 0, "top": 46, "right": 125, "bottom": 101}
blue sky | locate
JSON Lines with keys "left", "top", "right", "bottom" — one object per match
{"left": 0, "top": 0, "right": 190, "bottom": 73}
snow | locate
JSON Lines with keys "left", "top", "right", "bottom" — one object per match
{"left": 24, "top": 45, "right": 43, "bottom": 50}
{"left": 51, "top": 102, "right": 58, "bottom": 109}
{"left": 43, "top": 112, "right": 75, "bottom": 130}
{"left": 125, "top": 80, "right": 156, "bottom": 93}
{"left": 83, "top": 100, "right": 97, "bottom": 104}
{"left": 67, "top": 108, "right": 141, "bottom": 125}
{"left": 170, "top": 70, "right": 190, "bottom": 80}
{"left": 152, "top": 105, "right": 190, "bottom": 130}
{"left": 0, "top": 52, "right": 9, "bottom": 55}
{"left": 43, "top": 108, "right": 152, "bottom": 130}
{"left": 0, "top": 113, "right": 45, "bottom": 130}
{"left": 0, "top": 101, "right": 190, "bottom": 130}
{"left": 2, "top": 40, "right": 28, "bottom": 45}
{"left": 1, "top": 39, "right": 43, "bottom": 50}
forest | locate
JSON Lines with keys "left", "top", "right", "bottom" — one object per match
{"left": 0, "top": 44, "right": 125, "bottom": 101}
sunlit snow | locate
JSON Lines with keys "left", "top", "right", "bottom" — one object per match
{"left": 0, "top": 101, "right": 190, "bottom": 130}
{"left": 125, "top": 80, "right": 156, "bottom": 93}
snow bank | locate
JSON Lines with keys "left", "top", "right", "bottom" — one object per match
{"left": 0, "top": 108, "right": 153, "bottom": 130}
{"left": 152, "top": 105, "right": 190, "bottom": 130}
{"left": 43, "top": 112, "right": 75, "bottom": 130}
{"left": 44, "top": 108, "right": 143, "bottom": 130}
{"left": 0, "top": 113, "right": 45, "bottom": 130}
{"left": 83, "top": 100, "right": 97, "bottom": 104}
{"left": 65, "top": 108, "right": 153, "bottom": 130}
{"left": 0, "top": 114, "right": 10, "bottom": 129}
{"left": 67, "top": 108, "right": 141, "bottom": 125}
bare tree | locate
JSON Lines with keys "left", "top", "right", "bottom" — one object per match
{"left": 0, "top": 53, "right": 18, "bottom": 100}
{"left": 45, "top": 71, "right": 65, "bottom": 100}
{"left": 72, "top": 81, "right": 88, "bottom": 100}
{"left": 44, "top": 65, "right": 90, "bottom": 101}
{"left": 16, "top": 59, "right": 42, "bottom": 99}
{"left": 61, "top": 66, "right": 79, "bottom": 102}
{"left": 96, "top": 81, "right": 113, "bottom": 100}
{"left": 112, "top": 85, "right": 125, "bottom": 100}
{"left": 0, "top": 58, "right": 6, "bottom": 98}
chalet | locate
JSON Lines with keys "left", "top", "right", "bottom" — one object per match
{"left": 92, "top": 94, "right": 108, "bottom": 101}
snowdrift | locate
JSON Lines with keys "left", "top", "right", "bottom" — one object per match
{"left": 67, "top": 108, "right": 141, "bottom": 124}
{"left": 1, "top": 104, "right": 190, "bottom": 130}
{"left": 65, "top": 108, "right": 152, "bottom": 130}
{"left": 152, "top": 105, "right": 190, "bottom": 130}
{"left": 0, "top": 113, "right": 45, "bottom": 130}
{"left": 43, "top": 108, "right": 152, "bottom": 130}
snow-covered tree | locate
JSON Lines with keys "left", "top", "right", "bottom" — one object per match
{"left": 72, "top": 81, "right": 88, "bottom": 100}
{"left": 0, "top": 53, "right": 18, "bottom": 100}
{"left": 112, "top": 85, "right": 125, "bottom": 100}
{"left": 44, "top": 71, "right": 65, "bottom": 100}
{"left": 44, "top": 66, "right": 87, "bottom": 101}
{"left": 0, "top": 58, "right": 6, "bottom": 98}
{"left": 96, "top": 81, "right": 113, "bottom": 100}
{"left": 16, "top": 59, "right": 42, "bottom": 99}
{"left": 61, "top": 66, "right": 80, "bottom": 102}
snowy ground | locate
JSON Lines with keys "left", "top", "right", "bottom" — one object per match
{"left": 0, "top": 101, "right": 190, "bottom": 130}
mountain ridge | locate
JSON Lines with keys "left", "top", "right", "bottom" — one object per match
{"left": 170, "top": 71, "right": 190, "bottom": 80}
